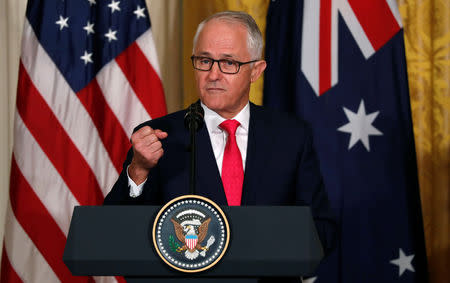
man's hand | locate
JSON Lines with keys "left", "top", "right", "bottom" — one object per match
{"left": 128, "top": 126, "right": 168, "bottom": 185}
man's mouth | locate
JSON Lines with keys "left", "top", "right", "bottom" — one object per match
{"left": 206, "top": 87, "right": 225, "bottom": 92}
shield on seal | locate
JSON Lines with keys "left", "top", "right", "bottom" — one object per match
{"left": 185, "top": 234, "right": 198, "bottom": 250}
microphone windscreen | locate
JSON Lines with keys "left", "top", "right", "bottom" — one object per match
{"left": 184, "top": 101, "right": 204, "bottom": 131}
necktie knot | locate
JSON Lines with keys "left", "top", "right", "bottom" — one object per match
{"left": 219, "top": 119, "right": 240, "bottom": 136}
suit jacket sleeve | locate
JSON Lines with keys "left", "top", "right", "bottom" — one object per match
{"left": 103, "top": 147, "right": 136, "bottom": 204}
{"left": 104, "top": 141, "right": 167, "bottom": 205}
{"left": 103, "top": 146, "right": 165, "bottom": 205}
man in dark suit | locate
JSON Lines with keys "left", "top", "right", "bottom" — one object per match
{"left": 104, "top": 11, "right": 336, "bottom": 256}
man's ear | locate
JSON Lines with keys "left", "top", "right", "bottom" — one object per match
{"left": 250, "top": 60, "right": 267, "bottom": 83}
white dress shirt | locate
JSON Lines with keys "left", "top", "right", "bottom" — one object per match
{"left": 127, "top": 102, "right": 250, "bottom": 197}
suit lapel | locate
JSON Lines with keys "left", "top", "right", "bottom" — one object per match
{"left": 241, "top": 103, "right": 270, "bottom": 205}
{"left": 195, "top": 123, "right": 228, "bottom": 205}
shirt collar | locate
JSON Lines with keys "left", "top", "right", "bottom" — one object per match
{"left": 200, "top": 101, "right": 250, "bottom": 133}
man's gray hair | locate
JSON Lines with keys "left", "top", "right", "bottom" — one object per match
{"left": 192, "top": 11, "right": 264, "bottom": 60}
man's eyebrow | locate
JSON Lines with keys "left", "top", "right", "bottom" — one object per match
{"left": 197, "top": 51, "right": 212, "bottom": 56}
{"left": 195, "top": 52, "right": 237, "bottom": 59}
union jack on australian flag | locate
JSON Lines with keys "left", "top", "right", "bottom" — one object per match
{"left": 1, "top": 0, "right": 165, "bottom": 282}
{"left": 264, "top": 0, "right": 428, "bottom": 282}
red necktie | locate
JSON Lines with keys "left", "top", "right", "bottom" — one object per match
{"left": 220, "top": 119, "right": 244, "bottom": 206}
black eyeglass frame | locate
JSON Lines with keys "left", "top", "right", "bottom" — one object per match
{"left": 190, "top": 55, "right": 259, "bottom": 74}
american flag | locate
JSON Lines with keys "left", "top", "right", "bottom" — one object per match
{"left": 265, "top": 0, "right": 428, "bottom": 282}
{"left": 1, "top": 0, "right": 166, "bottom": 282}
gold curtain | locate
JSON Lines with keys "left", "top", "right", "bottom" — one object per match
{"left": 182, "top": 0, "right": 270, "bottom": 108}
{"left": 398, "top": 0, "right": 450, "bottom": 282}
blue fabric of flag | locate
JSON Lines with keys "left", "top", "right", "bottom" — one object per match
{"left": 26, "top": 0, "right": 150, "bottom": 92}
{"left": 264, "top": 1, "right": 428, "bottom": 282}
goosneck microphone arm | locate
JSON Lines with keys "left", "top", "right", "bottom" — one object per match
{"left": 184, "top": 101, "right": 204, "bottom": 195}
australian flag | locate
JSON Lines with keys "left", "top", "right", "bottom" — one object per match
{"left": 264, "top": 1, "right": 428, "bottom": 282}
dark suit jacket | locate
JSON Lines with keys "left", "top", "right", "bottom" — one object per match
{"left": 104, "top": 103, "right": 336, "bottom": 256}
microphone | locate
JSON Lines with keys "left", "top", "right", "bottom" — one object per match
{"left": 184, "top": 101, "right": 204, "bottom": 132}
{"left": 184, "top": 101, "right": 204, "bottom": 195}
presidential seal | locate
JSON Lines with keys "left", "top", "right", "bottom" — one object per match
{"left": 152, "top": 195, "right": 230, "bottom": 273}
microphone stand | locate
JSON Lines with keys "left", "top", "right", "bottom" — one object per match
{"left": 184, "top": 101, "right": 204, "bottom": 196}
{"left": 189, "top": 118, "right": 197, "bottom": 195}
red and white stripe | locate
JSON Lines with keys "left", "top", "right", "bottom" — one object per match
{"left": 186, "top": 238, "right": 198, "bottom": 251}
{"left": 1, "top": 17, "right": 166, "bottom": 283}
{"left": 301, "top": 0, "right": 402, "bottom": 96}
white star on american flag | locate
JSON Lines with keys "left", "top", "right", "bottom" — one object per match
{"left": 55, "top": 15, "right": 69, "bottom": 30}
{"left": 83, "top": 21, "right": 95, "bottom": 35}
{"left": 105, "top": 28, "right": 118, "bottom": 42}
{"left": 108, "top": 0, "right": 121, "bottom": 13}
{"left": 87, "top": 0, "right": 96, "bottom": 6}
{"left": 80, "top": 51, "right": 93, "bottom": 65}
{"left": 134, "top": 6, "right": 146, "bottom": 19}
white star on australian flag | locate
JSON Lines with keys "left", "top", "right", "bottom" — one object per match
{"left": 390, "top": 248, "right": 415, "bottom": 277}
{"left": 302, "top": 277, "right": 317, "bottom": 283}
{"left": 338, "top": 99, "right": 383, "bottom": 151}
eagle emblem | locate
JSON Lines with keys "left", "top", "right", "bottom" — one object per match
{"left": 152, "top": 195, "right": 229, "bottom": 272}
{"left": 170, "top": 213, "right": 215, "bottom": 260}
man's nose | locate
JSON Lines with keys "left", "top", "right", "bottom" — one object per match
{"left": 207, "top": 61, "right": 222, "bottom": 80}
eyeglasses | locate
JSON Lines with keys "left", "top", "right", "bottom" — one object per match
{"left": 191, "top": 56, "right": 258, "bottom": 74}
